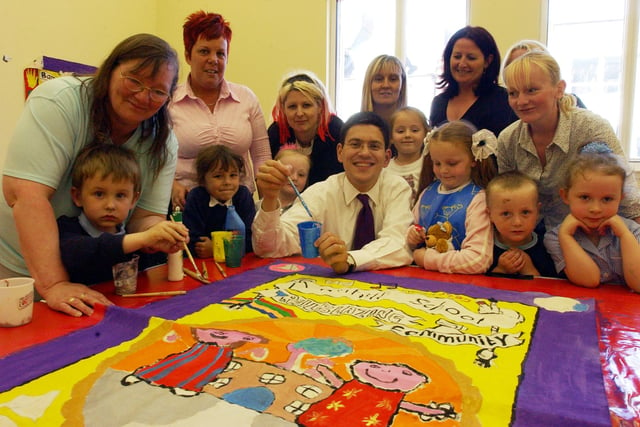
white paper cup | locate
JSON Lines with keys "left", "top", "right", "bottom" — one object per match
{"left": 0, "top": 277, "right": 34, "bottom": 327}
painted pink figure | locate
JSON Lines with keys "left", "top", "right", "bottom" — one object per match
{"left": 121, "top": 328, "right": 266, "bottom": 397}
{"left": 298, "top": 360, "right": 457, "bottom": 426}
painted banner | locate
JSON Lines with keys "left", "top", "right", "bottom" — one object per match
{"left": 0, "top": 263, "right": 609, "bottom": 426}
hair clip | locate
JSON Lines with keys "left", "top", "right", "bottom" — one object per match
{"left": 471, "top": 129, "right": 497, "bottom": 161}
{"left": 423, "top": 130, "right": 436, "bottom": 156}
{"left": 579, "top": 141, "right": 612, "bottom": 154}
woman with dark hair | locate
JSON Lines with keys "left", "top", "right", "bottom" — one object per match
{"left": 0, "top": 33, "right": 187, "bottom": 316}
{"left": 170, "top": 10, "right": 270, "bottom": 208}
{"left": 268, "top": 71, "right": 343, "bottom": 186}
{"left": 430, "top": 26, "right": 516, "bottom": 136}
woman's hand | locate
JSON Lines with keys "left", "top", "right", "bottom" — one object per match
{"left": 171, "top": 181, "right": 189, "bottom": 211}
{"left": 41, "top": 281, "right": 113, "bottom": 317}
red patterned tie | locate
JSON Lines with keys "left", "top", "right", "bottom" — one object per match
{"left": 352, "top": 194, "right": 375, "bottom": 250}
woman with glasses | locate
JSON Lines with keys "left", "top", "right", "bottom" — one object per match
{"left": 268, "top": 71, "right": 344, "bottom": 186}
{"left": 169, "top": 10, "right": 270, "bottom": 209}
{"left": 0, "top": 33, "right": 187, "bottom": 316}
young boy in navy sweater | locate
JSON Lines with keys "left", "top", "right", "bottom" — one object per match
{"left": 57, "top": 144, "right": 188, "bottom": 284}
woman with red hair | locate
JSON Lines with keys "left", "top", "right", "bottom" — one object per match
{"left": 169, "top": 11, "right": 270, "bottom": 208}
{"left": 268, "top": 71, "right": 343, "bottom": 186}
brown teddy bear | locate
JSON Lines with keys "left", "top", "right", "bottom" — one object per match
{"left": 425, "top": 221, "right": 453, "bottom": 253}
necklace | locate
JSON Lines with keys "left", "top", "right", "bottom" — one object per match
{"left": 295, "top": 139, "right": 313, "bottom": 156}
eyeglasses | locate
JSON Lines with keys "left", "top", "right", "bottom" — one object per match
{"left": 344, "top": 140, "right": 385, "bottom": 152}
{"left": 120, "top": 72, "right": 171, "bottom": 103}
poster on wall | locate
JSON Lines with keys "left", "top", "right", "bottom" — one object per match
{"left": 23, "top": 55, "right": 97, "bottom": 99}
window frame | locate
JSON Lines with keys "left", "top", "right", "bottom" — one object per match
{"left": 327, "top": 0, "right": 469, "bottom": 120}
{"left": 544, "top": 0, "right": 640, "bottom": 167}
{"left": 620, "top": 0, "right": 639, "bottom": 166}
{"left": 329, "top": 0, "right": 640, "bottom": 168}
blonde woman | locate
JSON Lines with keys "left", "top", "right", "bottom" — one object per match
{"left": 500, "top": 39, "right": 586, "bottom": 108}
{"left": 500, "top": 39, "right": 547, "bottom": 81}
{"left": 361, "top": 55, "right": 407, "bottom": 125}
{"left": 497, "top": 51, "right": 640, "bottom": 230}
{"left": 269, "top": 71, "right": 343, "bottom": 186}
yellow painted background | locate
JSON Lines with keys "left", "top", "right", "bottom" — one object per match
{"left": 0, "top": 275, "right": 538, "bottom": 426}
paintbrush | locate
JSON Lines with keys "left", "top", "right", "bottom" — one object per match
{"left": 214, "top": 260, "right": 227, "bottom": 278}
{"left": 183, "top": 267, "right": 210, "bottom": 284}
{"left": 121, "top": 291, "right": 187, "bottom": 298}
{"left": 201, "top": 261, "right": 209, "bottom": 281}
{"left": 287, "top": 176, "right": 314, "bottom": 218}
{"left": 170, "top": 216, "right": 206, "bottom": 281}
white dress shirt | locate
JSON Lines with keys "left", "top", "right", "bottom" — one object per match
{"left": 252, "top": 170, "right": 414, "bottom": 271}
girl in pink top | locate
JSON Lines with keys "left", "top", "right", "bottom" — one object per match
{"left": 408, "top": 121, "right": 497, "bottom": 274}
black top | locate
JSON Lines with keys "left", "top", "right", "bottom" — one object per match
{"left": 429, "top": 85, "right": 518, "bottom": 136}
{"left": 58, "top": 215, "right": 132, "bottom": 285}
{"left": 488, "top": 232, "right": 558, "bottom": 278}
{"left": 268, "top": 115, "right": 344, "bottom": 186}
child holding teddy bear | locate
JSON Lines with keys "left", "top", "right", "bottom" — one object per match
{"left": 407, "top": 121, "right": 497, "bottom": 274}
